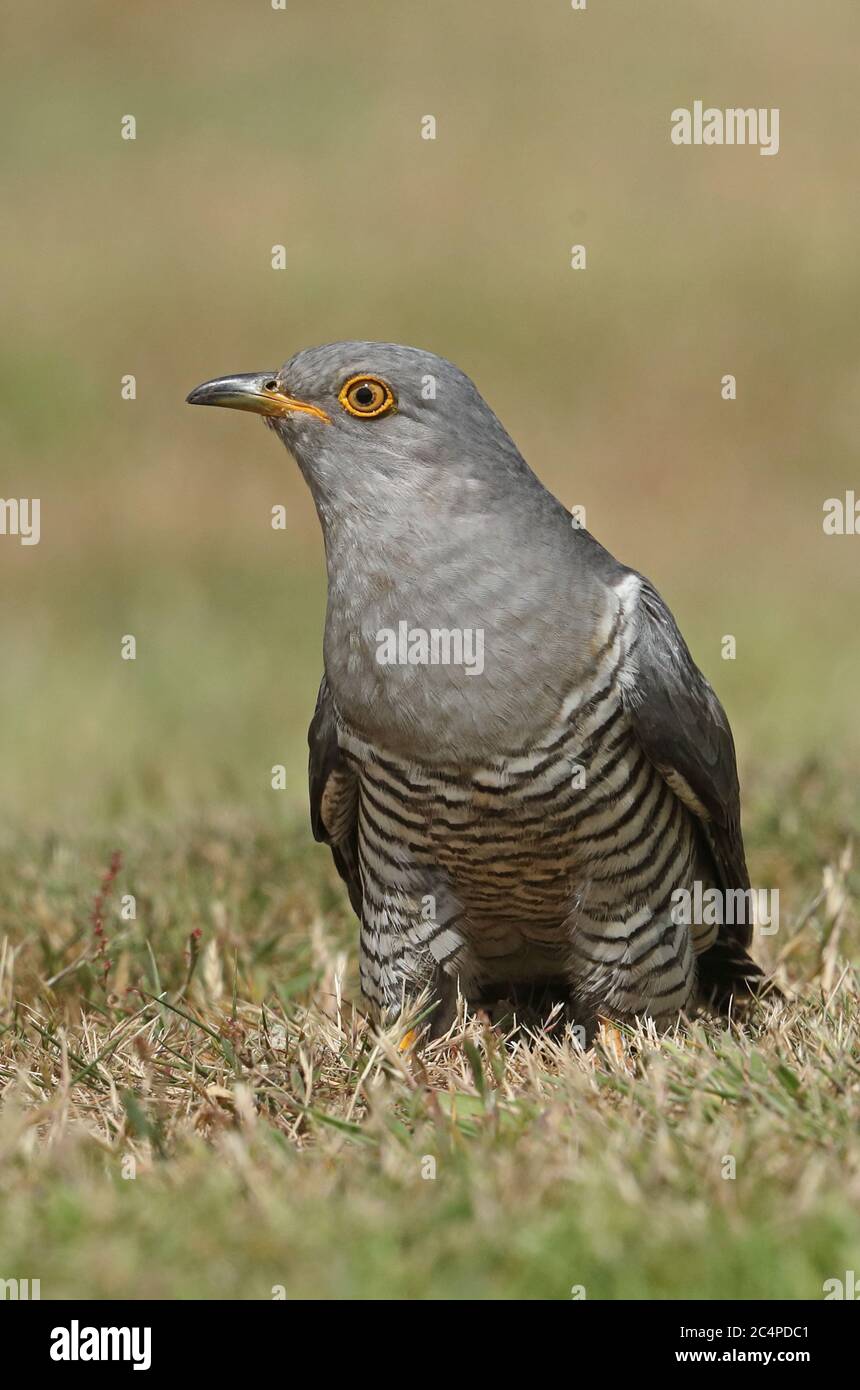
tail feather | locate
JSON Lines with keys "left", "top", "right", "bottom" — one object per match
{"left": 697, "top": 937, "right": 775, "bottom": 1012}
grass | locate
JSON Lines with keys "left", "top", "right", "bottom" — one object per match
{"left": 0, "top": 767, "right": 857, "bottom": 1300}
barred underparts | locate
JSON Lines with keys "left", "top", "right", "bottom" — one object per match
{"left": 338, "top": 580, "right": 718, "bottom": 1033}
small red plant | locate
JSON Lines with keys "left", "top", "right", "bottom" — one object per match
{"left": 90, "top": 849, "right": 122, "bottom": 987}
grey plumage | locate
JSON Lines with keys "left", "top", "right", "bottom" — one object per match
{"left": 188, "top": 341, "right": 762, "bottom": 1039}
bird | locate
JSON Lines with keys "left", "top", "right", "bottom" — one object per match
{"left": 187, "top": 342, "right": 763, "bottom": 1043}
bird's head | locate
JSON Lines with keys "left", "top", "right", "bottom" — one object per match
{"left": 187, "top": 341, "right": 589, "bottom": 755}
{"left": 187, "top": 341, "right": 530, "bottom": 519}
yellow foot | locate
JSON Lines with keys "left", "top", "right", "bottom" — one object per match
{"left": 398, "top": 1028, "right": 420, "bottom": 1053}
{"left": 597, "top": 1016, "right": 625, "bottom": 1061}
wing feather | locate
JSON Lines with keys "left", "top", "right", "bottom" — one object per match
{"left": 622, "top": 577, "right": 762, "bottom": 1001}
{"left": 308, "top": 675, "right": 362, "bottom": 917}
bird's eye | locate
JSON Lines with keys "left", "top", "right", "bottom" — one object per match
{"left": 338, "top": 375, "right": 395, "bottom": 419}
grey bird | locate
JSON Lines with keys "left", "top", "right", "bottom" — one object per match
{"left": 187, "top": 342, "right": 763, "bottom": 1041}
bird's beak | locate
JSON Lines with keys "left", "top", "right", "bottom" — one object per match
{"left": 186, "top": 372, "right": 330, "bottom": 423}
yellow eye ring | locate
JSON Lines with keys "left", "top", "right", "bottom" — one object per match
{"left": 338, "top": 374, "right": 395, "bottom": 419}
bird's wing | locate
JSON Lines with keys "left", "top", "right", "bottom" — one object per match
{"left": 622, "top": 576, "right": 760, "bottom": 995}
{"left": 308, "top": 675, "right": 362, "bottom": 917}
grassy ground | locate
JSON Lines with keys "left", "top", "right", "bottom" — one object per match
{"left": 0, "top": 766, "right": 857, "bottom": 1300}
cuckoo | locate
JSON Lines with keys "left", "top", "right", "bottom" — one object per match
{"left": 188, "top": 342, "right": 763, "bottom": 1040}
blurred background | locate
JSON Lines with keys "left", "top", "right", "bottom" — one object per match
{"left": 1, "top": 0, "right": 858, "bottom": 832}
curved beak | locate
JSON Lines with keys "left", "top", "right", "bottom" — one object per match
{"left": 186, "top": 372, "right": 330, "bottom": 423}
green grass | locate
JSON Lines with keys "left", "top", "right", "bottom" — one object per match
{"left": 0, "top": 767, "right": 857, "bottom": 1300}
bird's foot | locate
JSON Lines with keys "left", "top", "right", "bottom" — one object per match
{"left": 596, "top": 1014, "right": 626, "bottom": 1062}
